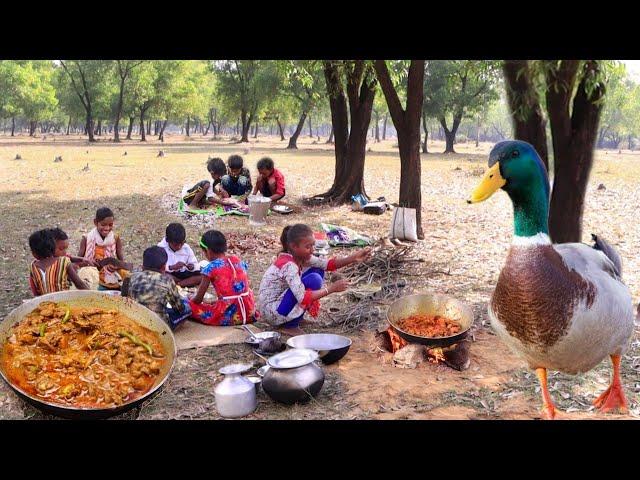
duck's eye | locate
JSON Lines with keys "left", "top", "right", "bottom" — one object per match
{"left": 511, "top": 150, "right": 520, "bottom": 158}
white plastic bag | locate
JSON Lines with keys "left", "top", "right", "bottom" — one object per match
{"left": 389, "top": 207, "right": 418, "bottom": 242}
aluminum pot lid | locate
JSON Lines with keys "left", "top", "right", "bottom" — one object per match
{"left": 219, "top": 363, "right": 252, "bottom": 375}
{"left": 267, "top": 348, "right": 319, "bottom": 369}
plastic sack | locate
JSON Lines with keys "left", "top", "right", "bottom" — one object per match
{"left": 389, "top": 207, "right": 418, "bottom": 242}
{"left": 320, "top": 223, "right": 373, "bottom": 247}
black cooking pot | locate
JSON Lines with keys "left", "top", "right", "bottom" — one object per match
{"left": 386, "top": 292, "right": 473, "bottom": 348}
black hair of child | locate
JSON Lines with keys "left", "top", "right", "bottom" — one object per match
{"left": 49, "top": 227, "right": 68, "bottom": 241}
{"left": 286, "top": 224, "right": 313, "bottom": 247}
{"left": 257, "top": 157, "right": 274, "bottom": 171}
{"left": 227, "top": 155, "right": 243, "bottom": 170}
{"left": 96, "top": 207, "right": 114, "bottom": 222}
{"left": 279, "top": 225, "right": 291, "bottom": 252}
{"left": 207, "top": 157, "right": 227, "bottom": 176}
{"left": 166, "top": 223, "right": 186, "bottom": 244}
{"left": 143, "top": 246, "right": 168, "bottom": 270}
{"left": 201, "top": 230, "right": 227, "bottom": 254}
{"left": 29, "top": 229, "right": 56, "bottom": 258}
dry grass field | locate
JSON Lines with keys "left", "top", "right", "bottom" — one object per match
{"left": 1, "top": 133, "right": 639, "bottom": 420}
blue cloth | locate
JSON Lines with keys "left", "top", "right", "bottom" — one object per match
{"left": 166, "top": 298, "right": 192, "bottom": 330}
{"left": 221, "top": 174, "right": 251, "bottom": 196}
{"left": 277, "top": 267, "right": 325, "bottom": 327}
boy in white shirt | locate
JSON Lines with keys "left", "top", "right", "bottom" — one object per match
{"left": 158, "top": 223, "right": 202, "bottom": 287}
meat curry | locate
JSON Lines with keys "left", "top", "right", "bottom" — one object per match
{"left": 1, "top": 302, "right": 165, "bottom": 408}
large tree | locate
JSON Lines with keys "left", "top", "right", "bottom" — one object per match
{"left": 113, "top": 60, "right": 144, "bottom": 142}
{"left": 307, "top": 60, "right": 377, "bottom": 204}
{"left": 280, "top": 60, "right": 325, "bottom": 149}
{"left": 59, "top": 60, "right": 114, "bottom": 142}
{"left": 215, "top": 60, "right": 280, "bottom": 142}
{"left": 425, "top": 60, "right": 501, "bottom": 153}
{"left": 503, "top": 60, "right": 608, "bottom": 243}
{"left": 374, "top": 60, "right": 425, "bottom": 239}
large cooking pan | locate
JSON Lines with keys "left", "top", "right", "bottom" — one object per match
{"left": 386, "top": 292, "right": 473, "bottom": 348}
{"left": 0, "top": 290, "right": 176, "bottom": 419}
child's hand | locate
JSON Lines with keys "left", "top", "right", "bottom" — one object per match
{"left": 353, "top": 248, "right": 372, "bottom": 263}
{"left": 186, "top": 263, "right": 195, "bottom": 270}
{"left": 170, "top": 262, "right": 186, "bottom": 271}
{"left": 329, "top": 279, "right": 350, "bottom": 293}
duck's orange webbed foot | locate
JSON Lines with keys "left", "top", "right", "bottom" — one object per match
{"left": 595, "top": 354, "right": 629, "bottom": 414}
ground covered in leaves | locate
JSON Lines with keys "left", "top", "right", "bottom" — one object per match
{"left": 1, "top": 134, "right": 639, "bottom": 420}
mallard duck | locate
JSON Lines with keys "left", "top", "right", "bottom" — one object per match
{"left": 468, "top": 140, "right": 635, "bottom": 419}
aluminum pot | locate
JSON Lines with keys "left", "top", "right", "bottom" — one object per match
{"left": 262, "top": 349, "right": 324, "bottom": 405}
{"left": 0, "top": 290, "right": 176, "bottom": 419}
{"left": 215, "top": 364, "right": 256, "bottom": 418}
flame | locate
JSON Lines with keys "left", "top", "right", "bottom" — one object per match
{"left": 428, "top": 347, "right": 445, "bottom": 364}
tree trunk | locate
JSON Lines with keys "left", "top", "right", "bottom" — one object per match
{"left": 11, "top": 116, "right": 16, "bottom": 136}
{"left": 326, "top": 126, "right": 334, "bottom": 144}
{"left": 139, "top": 110, "right": 147, "bottom": 142}
{"left": 253, "top": 120, "right": 258, "bottom": 138}
{"left": 422, "top": 112, "right": 428, "bottom": 153}
{"left": 308, "top": 115, "right": 314, "bottom": 138}
{"left": 96, "top": 120, "right": 102, "bottom": 136}
{"left": 382, "top": 114, "right": 388, "bottom": 140}
{"left": 503, "top": 60, "right": 549, "bottom": 171}
{"left": 547, "top": 61, "right": 603, "bottom": 243}
{"left": 147, "top": 119, "right": 151, "bottom": 135}
{"left": 240, "top": 110, "right": 251, "bottom": 142}
{"left": 126, "top": 116, "right": 134, "bottom": 140}
{"left": 66, "top": 117, "right": 71, "bottom": 135}
{"left": 158, "top": 119, "right": 168, "bottom": 141}
{"left": 307, "top": 61, "right": 376, "bottom": 204}
{"left": 86, "top": 113, "right": 95, "bottom": 142}
{"left": 287, "top": 110, "right": 308, "bottom": 149}
{"left": 276, "top": 118, "right": 286, "bottom": 141}
{"left": 185, "top": 116, "right": 190, "bottom": 137}
{"left": 374, "top": 59, "right": 425, "bottom": 239}
{"left": 440, "top": 114, "right": 461, "bottom": 154}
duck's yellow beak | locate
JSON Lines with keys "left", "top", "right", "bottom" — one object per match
{"left": 467, "top": 163, "right": 506, "bottom": 203}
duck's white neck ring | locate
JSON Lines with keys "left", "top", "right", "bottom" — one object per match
{"left": 512, "top": 232, "right": 552, "bottom": 247}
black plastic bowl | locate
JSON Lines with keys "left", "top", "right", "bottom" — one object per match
{"left": 286, "top": 334, "right": 352, "bottom": 365}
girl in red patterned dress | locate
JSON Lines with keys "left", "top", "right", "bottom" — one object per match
{"left": 188, "top": 230, "right": 256, "bottom": 326}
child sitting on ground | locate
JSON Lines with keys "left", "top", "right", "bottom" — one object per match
{"left": 157, "top": 222, "right": 201, "bottom": 288}
{"left": 221, "top": 154, "right": 252, "bottom": 197}
{"left": 49, "top": 227, "right": 95, "bottom": 268}
{"left": 122, "top": 246, "right": 191, "bottom": 330}
{"left": 78, "top": 207, "right": 132, "bottom": 290}
{"left": 257, "top": 224, "right": 370, "bottom": 330}
{"left": 188, "top": 230, "right": 257, "bottom": 326}
{"left": 183, "top": 157, "right": 243, "bottom": 211}
{"left": 28, "top": 229, "right": 88, "bottom": 296}
{"left": 252, "top": 157, "right": 285, "bottom": 203}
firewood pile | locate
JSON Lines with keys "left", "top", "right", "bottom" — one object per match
{"left": 341, "top": 244, "right": 424, "bottom": 285}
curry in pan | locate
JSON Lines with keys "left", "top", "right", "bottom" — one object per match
{"left": 1, "top": 302, "right": 165, "bottom": 408}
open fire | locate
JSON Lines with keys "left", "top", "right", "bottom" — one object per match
{"left": 379, "top": 326, "right": 470, "bottom": 371}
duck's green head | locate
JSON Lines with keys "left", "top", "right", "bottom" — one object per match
{"left": 467, "top": 140, "right": 550, "bottom": 238}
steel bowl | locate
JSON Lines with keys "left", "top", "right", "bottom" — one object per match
{"left": 0, "top": 290, "right": 176, "bottom": 419}
{"left": 386, "top": 292, "right": 473, "bottom": 348}
{"left": 286, "top": 334, "right": 352, "bottom": 365}
{"left": 256, "top": 365, "right": 270, "bottom": 377}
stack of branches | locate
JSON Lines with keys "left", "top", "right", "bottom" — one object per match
{"left": 323, "top": 245, "right": 425, "bottom": 331}
{"left": 340, "top": 245, "right": 424, "bottom": 285}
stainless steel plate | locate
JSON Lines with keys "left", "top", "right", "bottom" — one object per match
{"left": 244, "top": 331, "right": 280, "bottom": 345}
{"left": 267, "top": 348, "right": 318, "bottom": 369}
